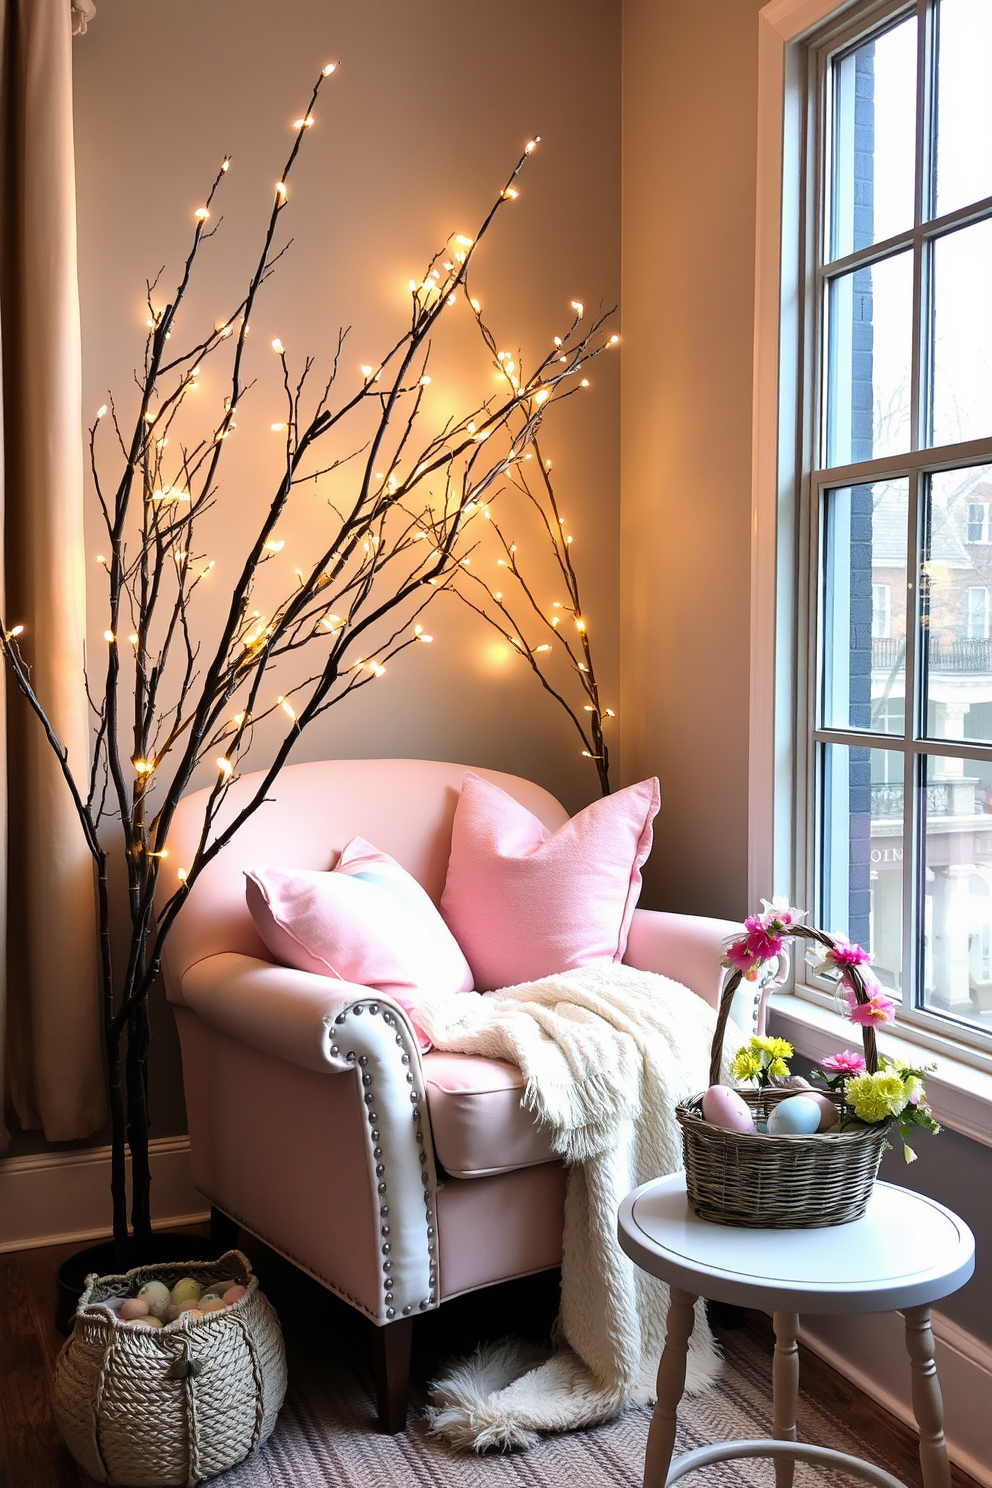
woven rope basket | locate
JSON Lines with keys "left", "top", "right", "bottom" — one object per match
{"left": 52, "top": 1249, "right": 286, "bottom": 1486}
{"left": 676, "top": 927, "right": 889, "bottom": 1229}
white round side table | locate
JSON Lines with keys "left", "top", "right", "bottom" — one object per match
{"left": 618, "top": 1174, "right": 975, "bottom": 1488}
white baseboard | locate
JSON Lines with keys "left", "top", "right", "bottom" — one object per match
{"left": 801, "top": 1309, "right": 992, "bottom": 1487}
{"left": 0, "top": 1135, "right": 209, "bottom": 1253}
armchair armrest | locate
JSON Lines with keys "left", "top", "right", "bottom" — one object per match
{"left": 180, "top": 951, "right": 400, "bottom": 1074}
{"left": 624, "top": 908, "right": 741, "bottom": 1009}
{"left": 180, "top": 952, "right": 439, "bottom": 1320}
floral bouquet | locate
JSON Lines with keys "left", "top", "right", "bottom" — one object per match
{"left": 724, "top": 901, "right": 940, "bottom": 1162}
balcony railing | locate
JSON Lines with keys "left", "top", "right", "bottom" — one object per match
{"left": 870, "top": 780, "right": 989, "bottom": 818}
{"left": 872, "top": 638, "right": 992, "bottom": 672}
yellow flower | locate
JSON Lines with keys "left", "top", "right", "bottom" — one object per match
{"left": 846, "top": 1071, "right": 909, "bottom": 1123}
{"left": 769, "top": 1058, "right": 789, "bottom": 1078}
{"left": 731, "top": 1047, "right": 761, "bottom": 1083}
{"left": 753, "top": 1035, "right": 793, "bottom": 1060}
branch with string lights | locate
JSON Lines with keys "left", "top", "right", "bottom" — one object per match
{"left": 0, "top": 66, "right": 616, "bottom": 1258}
{"left": 449, "top": 283, "right": 619, "bottom": 795}
{"left": 452, "top": 443, "right": 615, "bottom": 795}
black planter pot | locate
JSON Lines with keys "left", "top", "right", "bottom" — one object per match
{"left": 55, "top": 1232, "right": 225, "bottom": 1334}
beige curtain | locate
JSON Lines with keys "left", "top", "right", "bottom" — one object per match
{"left": 0, "top": 0, "right": 103, "bottom": 1146}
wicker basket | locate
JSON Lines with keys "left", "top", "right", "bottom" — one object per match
{"left": 52, "top": 1249, "right": 286, "bottom": 1486}
{"left": 677, "top": 927, "right": 889, "bottom": 1229}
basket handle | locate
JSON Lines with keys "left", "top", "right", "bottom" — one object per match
{"left": 709, "top": 924, "right": 879, "bottom": 1087}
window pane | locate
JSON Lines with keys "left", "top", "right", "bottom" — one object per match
{"left": 923, "top": 753, "right": 992, "bottom": 1028}
{"left": 934, "top": 0, "right": 992, "bottom": 218}
{"left": 826, "top": 253, "right": 912, "bottom": 466}
{"left": 924, "top": 465, "right": 992, "bottom": 743}
{"left": 829, "top": 19, "right": 917, "bottom": 261}
{"left": 820, "top": 742, "right": 903, "bottom": 994}
{"left": 931, "top": 220, "right": 992, "bottom": 448}
{"left": 822, "top": 479, "right": 908, "bottom": 734}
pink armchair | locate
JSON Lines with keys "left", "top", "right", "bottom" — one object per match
{"left": 161, "top": 758, "right": 745, "bottom": 1431}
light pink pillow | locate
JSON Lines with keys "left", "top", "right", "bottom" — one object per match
{"left": 440, "top": 773, "right": 660, "bottom": 991}
{"left": 245, "top": 837, "right": 474, "bottom": 1050}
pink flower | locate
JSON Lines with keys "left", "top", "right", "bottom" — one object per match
{"left": 723, "top": 936, "right": 763, "bottom": 976}
{"left": 845, "top": 988, "right": 896, "bottom": 1027}
{"left": 743, "top": 914, "right": 785, "bottom": 962}
{"left": 821, "top": 1049, "right": 867, "bottom": 1074}
{"left": 825, "top": 937, "right": 871, "bottom": 971}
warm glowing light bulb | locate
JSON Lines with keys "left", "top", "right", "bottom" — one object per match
{"left": 470, "top": 298, "right": 481, "bottom": 312}
{"left": 322, "top": 61, "right": 337, "bottom": 75}
{"left": 605, "top": 709, "right": 616, "bottom": 718}
{"left": 419, "top": 375, "right": 431, "bottom": 386}
{"left": 581, "top": 379, "right": 589, "bottom": 388}
{"left": 571, "top": 301, "right": 584, "bottom": 317}
{"left": 535, "top": 644, "right": 552, "bottom": 653}
{"left": 272, "top": 338, "right": 285, "bottom": 353}
{"left": 216, "top": 757, "right": 233, "bottom": 779}
{"left": 361, "top": 365, "right": 373, "bottom": 377}
{"left": 610, "top": 334, "right": 620, "bottom": 345}
{"left": 129, "top": 633, "right": 139, "bottom": 646}
{"left": 278, "top": 696, "right": 296, "bottom": 720}
{"left": 275, "top": 181, "right": 287, "bottom": 200}
{"left": 104, "top": 630, "right": 115, "bottom": 643}
{"left": 294, "top": 116, "right": 315, "bottom": 129}
{"left": 97, "top": 404, "right": 108, "bottom": 419}
{"left": 177, "top": 867, "right": 188, "bottom": 881}
{"left": 194, "top": 207, "right": 210, "bottom": 221}
{"left": 455, "top": 235, "right": 473, "bottom": 247}
{"left": 221, "top": 159, "right": 230, "bottom": 172}
{"left": 502, "top": 187, "right": 518, "bottom": 199}
{"left": 7, "top": 625, "right": 24, "bottom": 639}
{"left": 271, "top": 423, "right": 287, "bottom": 433}
{"left": 525, "top": 137, "right": 540, "bottom": 152}
{"left": 96, "top": 554, "right": 107, "bottom": 565}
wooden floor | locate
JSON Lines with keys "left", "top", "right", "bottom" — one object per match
{"left": 0, "top": 1230, "right": 984, "bottom": 1488}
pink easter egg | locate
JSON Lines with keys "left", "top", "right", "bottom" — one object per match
{"left": 183, "top": 1309, "right": 205, "bottom": 1320}
{"left": 119, "top": 1298, "right": 150, "bottom": 1320}
{"left": 805, "top": 1091, "right": 841, "bottom": 1132}
{"left": 163, "top": 1303, "right": 180, "bottom": 1322}
{"left": 200, "top": 1297, "right": 227, "bottom": 1314}
{"left": 177, "top": 1300, "right": 201, "bottom": 1315}
{"left": 222, "top": 1285, "right": 247, "bottom": 1304}
{"left": 701, "top": 1084, "right": 755, "bottom": 1134}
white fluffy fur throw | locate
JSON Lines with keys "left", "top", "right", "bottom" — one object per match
{"left": 413, "top": 962, "right": 731, "bottom": 1452}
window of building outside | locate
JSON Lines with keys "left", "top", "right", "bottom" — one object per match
{"left": 805, "top": 0, "right": 992, "bottom": 1052}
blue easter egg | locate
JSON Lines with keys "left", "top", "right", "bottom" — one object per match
{"left": 767, "top": 1095, "right": 822, "bottom": 1136}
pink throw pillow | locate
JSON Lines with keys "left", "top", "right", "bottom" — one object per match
{"left": 245, "top": 837, "right": 474, "bottom": 1050}
{"left": 440, "top": 773, "right": 660, "bottom": 991}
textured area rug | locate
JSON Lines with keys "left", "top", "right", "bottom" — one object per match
{"left": 208, "top": 1317, "right": 911, "bottom": 1487}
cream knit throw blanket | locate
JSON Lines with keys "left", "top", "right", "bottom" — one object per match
{"left": 413, "top": 961, "right": 733, "bottom": 1452}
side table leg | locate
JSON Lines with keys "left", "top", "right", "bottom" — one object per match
{"left": 772, "top": 1311, "right": 801, "bottom": 1488}
{"left": 643, "top": 1287, "right": 698, "bottom": 1488}
{"left": 903, "top": 1306, "right": 952, "bottom": 1488}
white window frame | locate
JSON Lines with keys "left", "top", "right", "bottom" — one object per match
{"left": 753, "top": 0, "right": 992, "bottom": 1112}
{"left": 872, "top": 581, "right": 892, "bottom": 638}
{"left": 967, "top": 587, "right": 990, "bottom": 641}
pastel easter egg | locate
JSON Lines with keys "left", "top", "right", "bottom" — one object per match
{"left": 137, "top": 1280, "right": 171, "bottom": 1317}
{"left": 805, "top": 1091, "right": 840, "bottom": 1132}
{"left": 767, "top": 1095, "right": 822, "bottom": 1136}
{"left": 200, "top": 1297, "right": 227, "bottom": 1314}
{"left": 222, "top": 1285, "right": 247, "bottom": 1304}
{"left": 119, "top": 1298, "right": 150, "bottom": 1320}
{"left": 200, "top": 1291, "right": 225, "bottom": 1302}
{"left": 701, "top": 1084, "right": 755, "bottom": 1134}
{"left": 183, "top": 1309, "right": 204, "bottom": 1321}
{"left": 176, "top": 1300, "right": 202, "bottom": 1315}
{"left": 130, "top": 1314, "right": 163, "bottom": 1329}
{"left": 163, "top": 1303, "right": 181, "bottom": 1322}
{"left": 170, "top": 1278, "right": 202, "bottom": 1306}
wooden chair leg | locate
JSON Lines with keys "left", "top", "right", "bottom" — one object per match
{"left": 209, "top": 1206, "right": 241, "bottom": 1250}
{"left": 369, "top": 1316, "right": 414, "bottom": 1433}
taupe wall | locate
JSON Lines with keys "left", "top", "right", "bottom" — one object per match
{"left": 621, "top": 0, "right": 765, "bottom": 920}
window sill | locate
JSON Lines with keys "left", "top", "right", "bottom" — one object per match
{"left": 768, "top": 992, "right": 992, "bottom": 1149}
